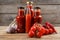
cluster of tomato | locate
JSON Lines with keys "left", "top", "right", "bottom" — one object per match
{"left": 28, "top": 22, "right": 57, "bottom": 38}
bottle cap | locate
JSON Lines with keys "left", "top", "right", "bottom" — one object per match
{"left": 27, "top": 1, "right": 33, "bottom": 5}
{"left": 18, "top": 7, "right": 24, "bottom": 9}
{"left": 34, "top": 7, "right": 41, "bottom": 9}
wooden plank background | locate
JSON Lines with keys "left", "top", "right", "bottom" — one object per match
{"left": 0, "top": 0, "right": 60, "bottom": 26}
{"left": 0, "top": 0, "right": 60, "bottom": 5}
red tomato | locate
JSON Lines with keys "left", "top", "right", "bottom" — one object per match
{"left": 33, "top": 23, "right": 38, "bottom": 27}
{"left": 28, "top": 30, "right": 35, "bottom": 37}
{"left": 41, "top": 27, "right": 46, "bottom": 35}
{"left": 36, "top": 26, "right": 41, "bottom": 32}
{"left": 45, "top": 22, "right": 49, "bottom": 25}
{"left": 30, "top": 26, "right": 36, "bottom": 32}
{"left": 37, "top": 32, "right": 42, "bottom": 38}
{"left": 45, "top": 22, "right": 57, "bottom": 33}
{"left": 36, "top": 24, "right": 46, "bottom": 35}
{"left": 49, "top": 24, "right": 57, "bottom": 33}
{"left": 45, "top": 29, "right": 49, "bottom": 35}
{"left": 49, "top": 28, "right": 53, "bottom": 34}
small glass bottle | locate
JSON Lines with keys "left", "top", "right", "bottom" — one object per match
{"left": 34, "top": 7, "right": 42, "bottom": 24}
{"left": 16, "top": 7, "right": 25, "bottom": 33}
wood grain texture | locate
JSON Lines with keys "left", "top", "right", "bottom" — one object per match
{"left": 0, "top": 14, "right": 17, "bottom": 26}
{"left": 0, "top": 0, "right": 60, "bottom": 5}
{"left": 0, "top": 0, "right": 60, "bottom": 26}
{"left": 0, "top": 5, "right": 58, "bottom": 14}
{"left": 0, "top": 26, "right": 60, "bottom": 40}
{"left": 0, "top": 4, "right": 59, "bottom": 25}
{"left": 0, "top": 5, "right": 60, "bottom": 25}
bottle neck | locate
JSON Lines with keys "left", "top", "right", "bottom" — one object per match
{"left": 27, "top": 3, "right": 33, "bottom": 9}
{"left": 26, "top": 7, "right": 31, "bottom": 14}
{"left": 18, "top": 9, "right": 24, "bottom": 16}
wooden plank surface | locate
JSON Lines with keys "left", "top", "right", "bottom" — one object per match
{"left": 0, "top": 26, "right": 60, "bottom": 40}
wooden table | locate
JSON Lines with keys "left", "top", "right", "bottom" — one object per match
{"left": 0, "top": 26, "right": 60, "bottom": 40}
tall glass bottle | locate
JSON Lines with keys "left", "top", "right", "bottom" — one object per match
{"left": 26, "top": 2, "right": 34, "bottom": 26}
{"left": 25, "top": 2, "right": 32, "bottom": 33}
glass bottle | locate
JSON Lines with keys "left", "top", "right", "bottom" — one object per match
{"left": 25, "top": 2, "right": 31, "bottom": 33}
{"left": 34, "top": 7, "right": 42, "bottom": 24}
{"left": 16, "top": 7, "right": 25, "bottom": 33}
{"left": 26, "top": 2, "right": 34, "bottom": 26}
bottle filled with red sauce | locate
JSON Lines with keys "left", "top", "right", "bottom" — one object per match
{"left": 25, "top": 2, "right": 32, "bottom": 33}
{"left": 31, "top": 9, "right": 34, "bottom": 26}
{"left": 26, "top": 2, "right": 34, "bottom": 17}
{"left": 16, "top": 7, "right": 25, "bottom": 33}
{"left": 34, "top": 7, "right": 42, "bottom": 24}
{"left": 26, "top": 2, "right": 34, "bottom": 26}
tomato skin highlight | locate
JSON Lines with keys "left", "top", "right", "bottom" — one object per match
{"left": 30, "top": 26, "right": 36, "bottom": 32}
{"left": 28, "top": 30, "right": 35, "bottom": 37}
{"left": 36, "top": 27, "right": 45, "bottom": 38}
{"left": 36, "top": 24, "right": 46, "bottom": 35}
{"left": 37, "top": 32, "right": 42, "bottom": 38}
{"left": 44, "top": 29, "right": 49, "bottom": 35}
{"left": 49, "top": 28, "right": 53, "bottom": 34}
{"left": 36, "top": 24, "right": 46, "bottom": 38}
